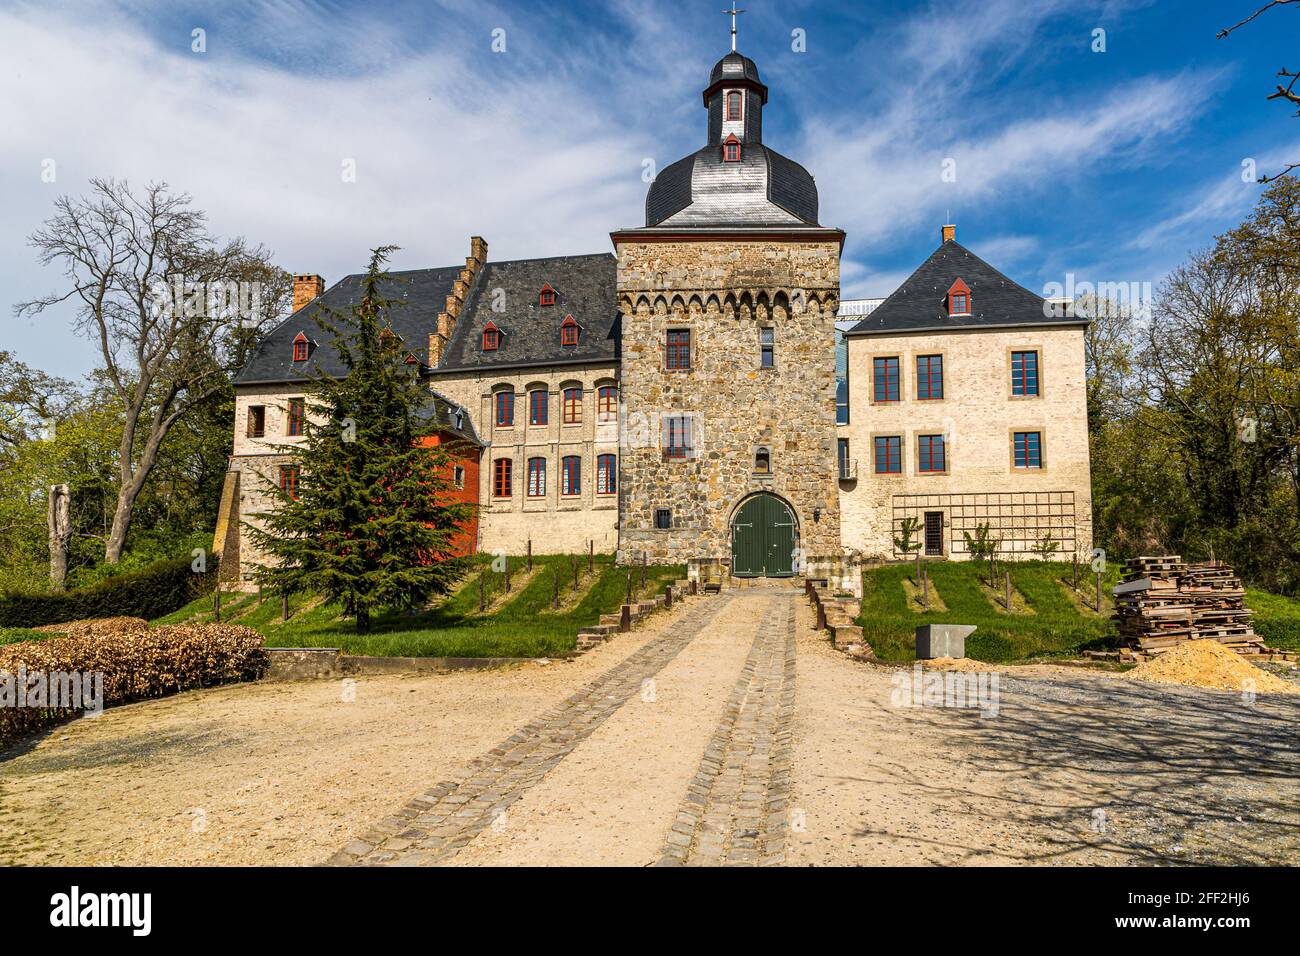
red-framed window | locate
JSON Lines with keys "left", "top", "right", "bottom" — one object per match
{"left": 482, "top": 326, "right": 500, "bottom": 351}
{"left": 292, "top": 333, "right": 309, "bottom": 362}
{"left": 561, "top": 455, "right": 581, "bottom": 496}
{"left": 666, "top": 329, "right": 691, "bottom": 369}
{"left": 539, "top": 284, "right": 556, "bottom": 306}
{"left": 1014, "top": 431, "right": 1042, "bottom": 469}
{"left": 947, "top": 279, "right": 972, "bottom": 316}
{"left": 529, "top": 389, "right": 548, "bottom": 426}
{"left": 918, "top": 434, "right": 946, "bottom": 473}
{"left": 493, "top": 457, "right": 513, "bottom": 497}
{"left": 597, "top": 454, "right": 616, "bottom": 495}
{"left": 664, "top": 415, "right": 693, "bottom": 460}
{"left": 286, "top": 397, "right": 305, "bottom": 437}
{"left": 1012, "top": 350, "right": 1040, "bottom": 396}
{"left": 560, "top": 315, "right": 579, "bottom": 346}
{"left": 527, "top": 457, "right": 546, "bottom": 497}
{"left": 279, "top": 465, "right": 300, "bottom": 501}
{"left": 917, "top": 354, "right": 943, "bottom": 400}
{"left": 723, "top": 136, "right": 741, "bottom": 163}
{"left": 873, "top": 357, "right": 899, "bottom": 402}
{"left": 874, "top": 435, "right": 902, "bottom": 474}
{"left": 726, "top": 91, "right": 742, "bottom": 121}
{"left": 598, "top": 385, "right": 617, "bottom": 421}
{"left": 563, "top": 387, "right": 582, "bottom": 424}
{"left": 495, "top": 391, "right": 514, "bottom": 427}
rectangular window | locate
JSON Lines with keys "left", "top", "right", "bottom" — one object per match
{"left": 664, "top": 415, "right": 694, "bottom": 460}
{"left": 835, "top": 378, "right": 849, "bottom": 425}
{"left": 727, "top": 91, "right": 742, "bottom": 121}
{"left": 560, "top": 322, "right": 579, "bottom": 346}
{"left": 279, "top": 465, "right": 300, "bottom": 501}
{"left": 495, "top": 391, "right": 514, "bottom": 427}
{"left": 924, "top": 512, "right": 944, "bottom": 556}
{"left": 529, "top": 389, "right": 548, "bottom": 426}
{"left": 666, "top": 329, "right": 691, "bottom": 370}
{"left": 916, "top": 355, "right": 944, "bottom": 400}
{"left": 874, "top": 435, "right": 902, "bottom": 474}
{"left": 527, "top": 457, "right": 546, "bottom": 497}
{"left": 597, "top": 454, "right": 617, "bottom": 495}
{"left": 873, "top": 357, "right": 899, "bottom": 402}
{"left": 493, "top": 457, "right": 512, "bottom": 497}
{"left": 598, "top": 385, "right": 617, "bottom": 422}
{"left": 1014, "top": 431, "right": 1042, "bottom": 469}
{"left": 950, "top": 293, "right": 969, "bottom": 315}
{"left": 918, "top": 434, "right": 946, "bottom": 473}
{"left": 1012, "top": 351, "right": 1040, "bottom": 396}
{"left": 561, "top": 455, "right": 581, "bottom": 496}
{"left": 760, "top": 327, "right": 774, "bottom": 368}
{"left": 247, "top": 405, "right": 266, "bottom": 438}
{"left": 837, "top": 438, "right": 851, "bottom": 480}
{"left": 453, "top": 465, "right": 465, "bottom": 490}
{"left": 654, "top": 508, "right": 672, "bottom": 530}
{"left": 286, "top": 398, "right": 305, "bottom": 437}
{"left": 563, "top": 387, "right": 582, "bottom": 424}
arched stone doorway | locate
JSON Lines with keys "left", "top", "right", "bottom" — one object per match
{"left": 731, "top": 493, "right": 797, "bottom": 577}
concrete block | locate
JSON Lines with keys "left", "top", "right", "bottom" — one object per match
{"left": 915, "top": 624, "right": 976, "bottom": 660}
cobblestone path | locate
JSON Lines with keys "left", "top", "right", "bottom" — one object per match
{"left": 658, "top": 593, "right": 796, "bottom": 866}
{"left": 328, "top": 594, "right": 736, "bottom": 866}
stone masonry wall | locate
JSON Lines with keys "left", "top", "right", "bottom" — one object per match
{"left": 615, "top": 238, "right": 842, "bottom": 568}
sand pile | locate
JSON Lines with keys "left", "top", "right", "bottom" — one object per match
{"left": 1127, "top": 639, "right": 1299, "bottom": 694}
{"left": 923, "top": 657, "right": 1004, "bottom": 673}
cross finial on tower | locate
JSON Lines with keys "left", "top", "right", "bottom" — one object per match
{"left": 723, "top": 4, "right": 745, "bottom": 51}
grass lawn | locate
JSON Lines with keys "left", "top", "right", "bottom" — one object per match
{"left": 0, "top": 627, "right": 50, "bottom": 646}
{"left": 151, "top": 554, "right": 684, "bottom": 658}
{"left": 1246, "top": 589, "right": 1300, "bottom": 651}
{"left": 857, "top": 559, "right": 1122, "bottom": 662}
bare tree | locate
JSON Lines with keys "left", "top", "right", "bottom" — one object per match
{"left": 1218, "top": 0, "right": 1300, "bottom": 181}
{"left": 16, "top": 178, "right": 289, "bottom": 564}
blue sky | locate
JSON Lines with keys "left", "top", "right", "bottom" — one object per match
{"left": 1, "top": 0, "right": 1297, "bottom": 378}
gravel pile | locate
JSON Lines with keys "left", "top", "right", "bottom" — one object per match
{"left": 1127, "top": 638, "right": 1299, "bottom": 695}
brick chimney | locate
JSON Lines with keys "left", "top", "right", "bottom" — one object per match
{"left": 292, "top": 274, "right": 325, "bottom": 312}
{"left": 941, "top": 224, "right": 957, "bottom": 244}
{"left": 428, "top": 236, "right": 488, "bottom": 367}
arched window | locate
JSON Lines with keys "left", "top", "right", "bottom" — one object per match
{"left": 597, "top": 385, "right": 618, "bottom": 422}
{"left": 563, "top": 386, "right": 583, "bottom": 424}
{"left": 493, "top": 458, "right": 512, "bottom": 498}
{"left": 723, "top": 134, "right": 741, "bottom": 163}
{"left": 754, "top": 447, "right": 771, "bottom": 475}
{"left": 597, "top": 454, "right": 617, "bottom": 495}
{"left": 527, "top": 457, "right": 546, "bottom": 497}
{"left": 495, "top": 390, "right": 514, "bottom": 427}
{"left": 726, "top": 91, "right": 742, "bottom": 121}
{"left": 561, "top": 455, "right": 581, "bottom": 496}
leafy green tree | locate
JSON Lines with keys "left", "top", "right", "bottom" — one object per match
{"left": 893, "top": 516, "right": 921, "bottom": 557}
{"left": 248, "top": 248, "right": 474, "bottom": 632}
{"left": 962, "top": 523, "right": 1001, "bottom": 587}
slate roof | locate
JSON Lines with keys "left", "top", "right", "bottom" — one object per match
{"left": 709, "top": 51, "right": 764, "bottom": 88}
{"left": 644, "top": 143, "right": 819, "bottom": 227}
{"left": 434, "top": 253, "right": 620, "bottom": 373}
{"left": 845, "top": 240, "right": 1087, "bottom": 336}
{"left": 234, "top": 267, "right": 459, "bottom": 384}
{"left": 415, "top": 389, "right": 481, "bottom": 445}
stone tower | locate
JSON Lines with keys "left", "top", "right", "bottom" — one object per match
{"left": 613, "top": 50, "right": 848, "bottom": 584}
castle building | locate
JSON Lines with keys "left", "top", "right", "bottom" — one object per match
{"left": 216, "top": 48, "right": 1093, "bottom": 593}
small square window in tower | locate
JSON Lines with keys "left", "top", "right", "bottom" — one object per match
{"left": 759, "top": 327, "right": 774, "bottom": 368}
{"left": 754, "top": 447, "right": 771, "bottom": 474}
{"left": 654, "top": 508, "right": 672, "bottom": 530}
{"left": 726, "top": 90, "right": 742, "bottom": 121}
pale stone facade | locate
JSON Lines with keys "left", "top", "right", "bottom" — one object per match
{"left": 430, "top": 363, "right": 619, "bottom": 555}
{"left": 614, "top": 237, "right": 843, "bottom": 571}
{"left": 838, "top": 325, "right": 1093, "bottom": 561}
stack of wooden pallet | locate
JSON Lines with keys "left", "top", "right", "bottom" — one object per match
{"left": 1111, "top": 555, "right": 1291, "bottom": 661}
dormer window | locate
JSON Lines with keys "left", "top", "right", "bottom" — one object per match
{"left": 482, "top": 322, "right": 501, "bottom": 351}
{"left": 947, "top": 279, "right": 972, "bottom": 317}
{"left": 726, "top": 91, "right": 742, "bottom": 122}
{"left": 723, "top": 134, "right": 741, "bottom": 163}
{"left": 539, "top": 284, "right": 556, "bottom": 307}
{"left": 560, "top": 314, "right": 579, "bottom": 347}
{"left": 292, "top": 332, "right": 309, "bottom": 362}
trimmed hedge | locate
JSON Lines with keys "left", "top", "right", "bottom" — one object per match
{"left": 0, "top": 557, "right": 214, "bottom": 629}
{"left": 0, "top": 620, "right": 268, "bottom": 749}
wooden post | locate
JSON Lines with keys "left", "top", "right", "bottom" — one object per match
{"left": 573, "top": 556, "right": 579, "bottom": 590}
{"left": 620, "top": 602, "right": 631, "bottom": 632}
{"left": 588, "top": 540, "right": 594, "bottom": 573}
{"left": 213, "top": 590, "right": 221, "bottom": 622}
{"left": 1073, "top": 552, "right": 1080, "bottom": 591}
{"left": 923, "top": 565, "right": 930, "bottom": 609}
{"left": 527, "top": 539, "right": 532, "bottom": 572}
{"left": 1096, "top": 570, "right": 1103, "bottom": 613}
{"left": 479, "top": 575, "right": 486, "bottom": 612}
{"left": 665, "top": 585, "right": 674, "bottom": 609}
{"left": 689, "top": 579, "right": 697, "bottom": 596}
{"left": 504, "top": 557, "right": 511, "bottom": 592}
{"left": 1004, "top": 570, "right": 1012, "bottom": 610}
{"left": 626, "top": 570, "right": 634, "bottom": 606}
{"left": 915, "top": 549, "right": 921, "bottom": 590}
{"left": 816, "top": 599, "right": 826, "bottom": 630}
{"left": 640, "top": 552, "right": 647, "bottom": 590}
{"left": 552, "top": 570, "right": 560, "bottom": 610}
{"left": 281, "top": 593, "right": 289, "bottom": 622}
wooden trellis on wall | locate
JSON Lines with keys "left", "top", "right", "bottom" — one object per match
{"left": 891, "top": 491, "right": 1078, "bottom": 558}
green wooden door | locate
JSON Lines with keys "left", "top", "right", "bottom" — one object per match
{"left": 732, "top": 494, "right": 796, "bottom": 577}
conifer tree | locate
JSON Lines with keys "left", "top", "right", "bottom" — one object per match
{"left": 249, "top": 247, "right": 473, "bottom": 632}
